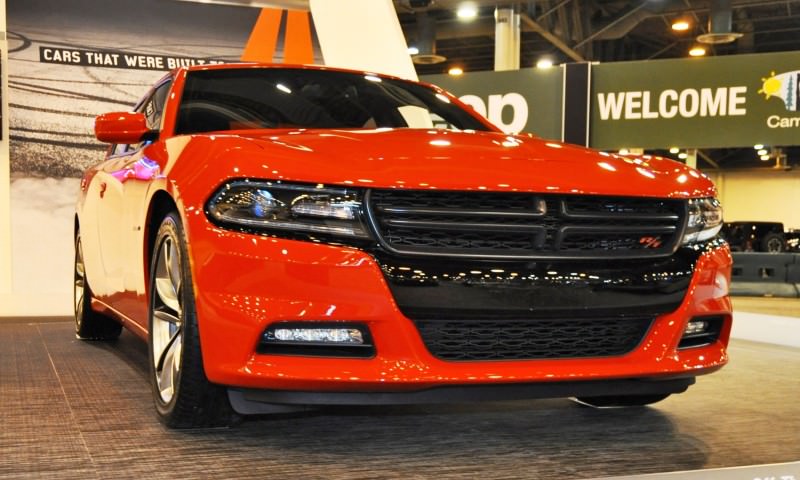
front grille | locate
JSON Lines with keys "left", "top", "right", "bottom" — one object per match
{"left": 366, "top": 190, "right": 685, "bottom": 259}
{"left": 414, "top": 316, "right": 653, "bottom": 361}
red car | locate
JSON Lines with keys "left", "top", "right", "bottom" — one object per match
{"left": 76, "top": 64, "right": 732, "bottom": 428}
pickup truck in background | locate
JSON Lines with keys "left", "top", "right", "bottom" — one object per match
{"left": 721, "top": 221, "right": 800, "bottom": 253}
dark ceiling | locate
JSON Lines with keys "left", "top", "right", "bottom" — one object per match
{"left": 394, "top": 0, "right": 800, "bottom": 169}
{"left": 396, "top": 0, "right": 800, "bottom": 73}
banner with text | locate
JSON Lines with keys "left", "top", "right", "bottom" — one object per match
{"left": 423, "top": 68, "right": 563, "bottom": 140}
{"left": 591, "top": 50, "right": 800, "bottom": 150}
{"left": 39, "top": 46, "right": 225, "bottom": 71}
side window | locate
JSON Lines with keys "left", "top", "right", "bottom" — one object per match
{"left": 111, "top": 143, "right": 129, "bottom": 156}
{"left": 146, "top": 81, "right": 171, "bottom": 131}
{"left": 112, "top": 81, "right": 172, "bottom": 156}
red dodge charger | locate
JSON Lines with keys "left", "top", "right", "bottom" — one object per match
{"left": 75, "top": 64, "right": 732, "bottom": 428}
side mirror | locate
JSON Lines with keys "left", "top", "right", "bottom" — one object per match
{"left": 95, "top": 112, "right": 152, "bottom": 144}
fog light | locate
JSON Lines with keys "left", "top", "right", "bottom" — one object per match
{"left": 259, "top": 322, "right": 375, "bottom": 358}
{"left": 679, "top": 315, "right": 724, "bottom": 349}
{"left": 272, "top": 327, "right": 364, "bottom": 344}
{"left": 684, "top": 320, "right": 709, "bottom": 336}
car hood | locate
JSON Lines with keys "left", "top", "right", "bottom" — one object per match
{"left": 190, "top": 128, "right": 716, "bottom": 199}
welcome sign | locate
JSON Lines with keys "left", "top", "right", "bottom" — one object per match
{"left": 590, "top": 50, "right": 800, "bottom": 150}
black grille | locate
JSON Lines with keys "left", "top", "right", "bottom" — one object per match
{"left": 414, "top": 317, "right": 653, "bottom": 361}
{"left": 366, "top": 190, "right": 685, "bottom": 259}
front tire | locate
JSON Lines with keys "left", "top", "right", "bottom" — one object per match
{"left": 148, "top": 212, "right": 237, "bottom": 428}
{"left": 74, "top": 232, "right": 122, "bottom": 340}
{"left": 574, "top": 394, "right": 671, "bottom": 408}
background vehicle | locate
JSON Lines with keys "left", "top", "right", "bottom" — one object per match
{"left": 720, "top": 221, "right": 797, "bottom": 253}
{"left": 75, "top": 64, "right": 732, "bottom": 428}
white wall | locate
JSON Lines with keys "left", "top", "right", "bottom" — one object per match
{"left": 310, "top": 0, "right": 416, "bottom": 81}
{"left": 708, "top": 169, "right": 800, "bottom": 230}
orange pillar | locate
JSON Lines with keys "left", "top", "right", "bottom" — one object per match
{"left": 284, "top": 10, "right": 314, "bottom": 64}
{"left": 241, "top": 8, "right": 283, "bottom": 63}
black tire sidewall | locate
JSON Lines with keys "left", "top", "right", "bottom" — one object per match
{"left": 74, "top": 231, "right": 121, "bottom": 339}
{"left": 148, "top": 213, "right": 189, "bottom": 418}
{"left": 74, "top": 233, "right": 85, "bottom": 331}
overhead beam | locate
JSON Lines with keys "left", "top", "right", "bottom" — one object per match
{"left": 573, "top": 3, "right": 648, "bottom": 49}
{"left": 520, "top": 13, "right": 585, "bottom": 62}
{"left": 535, "top": 0, "right": 574, "bottom": 22}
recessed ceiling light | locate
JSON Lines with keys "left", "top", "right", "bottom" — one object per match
{"left": 753, "top": 144, "right": 764, "bottom": 150}
{"left": 671, "top": 20, "right": 690, "bottom": 31}
{"left": 760, "top": 154, "right": 770, "bottom": 161}
{"left": 757, "top": 149, "right": 768, "bottom": 156}
{"left": 669, "top": 147, "right": 680, "bottom": 154}
{"left": 536, "top": 58, "right": 554, "bottom": 68}
{"left": 448, "top": 67, "right": 464, "bottom": 76}
{"left": 689, "top": 46, "right": 706, "bottom": 57}
{"left": 408, "top": 46, "right": 419, "bottom": 55}
{"left": 456, "top": 3, "right": 478, "bottom": 20}
{"left": 678, "top": 152, "right": 688, "bottom": 159}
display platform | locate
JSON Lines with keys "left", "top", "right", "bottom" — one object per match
{"left": 1, "top": 319, "right": 798, "bottom": 479}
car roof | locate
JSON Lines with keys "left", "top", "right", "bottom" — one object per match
{"left": 179, "top": 62, "right": 411, "bottom": 83}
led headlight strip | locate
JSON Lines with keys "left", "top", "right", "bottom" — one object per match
{"left": 682, "top": 197, "right": 723, "bottom": 244}
{"left": 206, "top": 180, "right": 370, "bottom": 238}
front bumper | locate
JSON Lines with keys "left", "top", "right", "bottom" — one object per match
{"left": 188, "top": 221, "right": 732, "bottom": 394}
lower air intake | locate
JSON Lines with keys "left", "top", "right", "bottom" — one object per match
{"left": 414, "top": 316, "right": 654, "bottom": 361}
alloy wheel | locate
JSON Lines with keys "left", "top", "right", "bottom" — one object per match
{"left": 74, "top": 238, "right": 86, "bottom": 324}
{"left": 151, "top": 235, "right": 184, "bottom": 404}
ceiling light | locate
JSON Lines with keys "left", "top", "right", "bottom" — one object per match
{"left": 448, "top": 67, "right": 464, "bottom": 76}
{"left": 678, "top": 153, "right": 688, "bottom": 159}
{"left": 407, "top": 46, "right": 419, "bottom": 55}
{"left": 456, "top": 3, "right": 478, "bottom": 20}
{"left": 753, "top": 144, "right": 764, "bottom": 150}
{"left": 669, "top": 147, "right": 680, "bottom": 154}
{"left": 757, "top": 149, "right": 768, "bottom": 156}
{"left": 536, "top": 58, "right": 554, "bottom": 68}
{"left": 689, "top": 46, "right": 706, "bottom": 57}
{"left": 671, "top": 20, "right": 690, "bottom": 31}
{"left": 760, "top": 155, "right": 770, "bottom": 161}
{"left": 618, "top": 148, "right": 630, "bottom": 155}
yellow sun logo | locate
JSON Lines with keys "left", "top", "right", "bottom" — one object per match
{"left": 758, "top": 71, "right": 782, "bottom": 99}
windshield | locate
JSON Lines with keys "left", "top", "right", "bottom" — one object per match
{"left": 175, "top": 68, "right": 491, "bottom": 134}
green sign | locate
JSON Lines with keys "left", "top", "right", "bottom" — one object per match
{"left": 423, "top": 68, "right": 563, "bottom": 140}
{"left": 591, "top": 50, "right": 800, "bottom": 150}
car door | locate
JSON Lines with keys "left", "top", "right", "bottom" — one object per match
{"left": 93, "top": 81, "right": 171, "bottom": 324}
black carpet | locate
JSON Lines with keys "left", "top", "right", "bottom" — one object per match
{"left": 1, "top": 321, "right": 798, "bottom": 479}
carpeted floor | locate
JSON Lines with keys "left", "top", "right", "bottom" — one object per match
{"left": 1, "top": 320, "right": 798, "bottom": 479}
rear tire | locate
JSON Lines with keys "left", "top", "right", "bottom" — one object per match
{"left": 148, "top": 212, "right": 238, "bottom": 429}
{"left": 74, "top": 232, "right": 122, "bottom": 340}
{"left": 574, "top": 394, "right": 671, "bottom": 408}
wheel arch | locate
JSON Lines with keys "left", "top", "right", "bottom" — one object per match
{"left": 144, "top": 190, "right": 179, "bottom": 296}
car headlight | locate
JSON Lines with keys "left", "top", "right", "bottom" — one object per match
{"left": 682, "top": 197, "right": 723, "bottom": 244}
{"left": 206, "top": 181, "right": 370, "bottom": 238}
